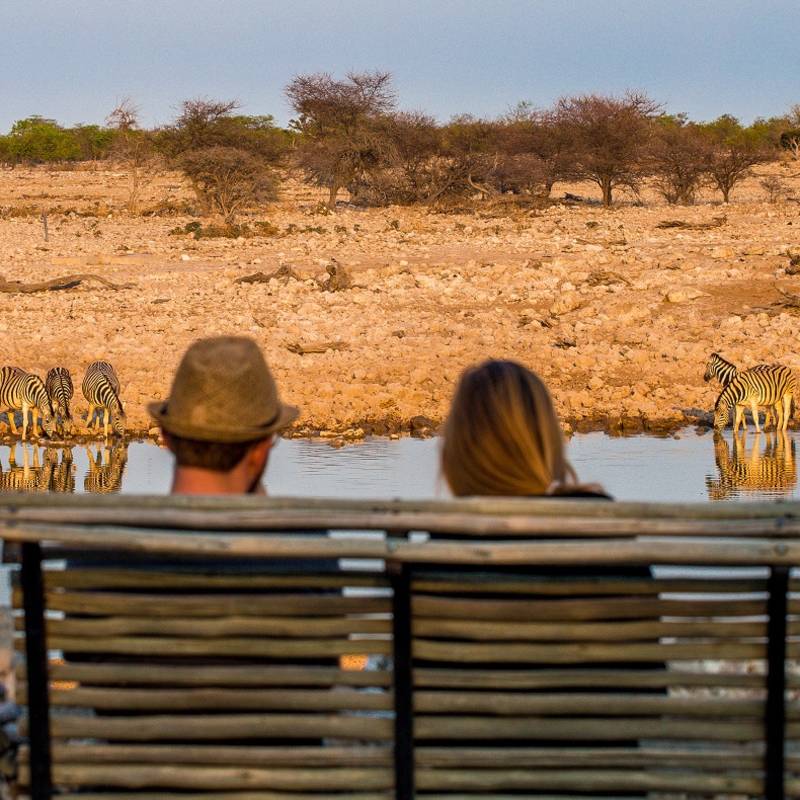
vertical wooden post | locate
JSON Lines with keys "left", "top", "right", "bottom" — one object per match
{"left": 21, "top": 542, "right": 52, "bottom": 800}
{"left": 390, "top": 561, "right": 414, "bottom": 800}
{"left": 765, "top": 565, "right": 788, "bottom": 800}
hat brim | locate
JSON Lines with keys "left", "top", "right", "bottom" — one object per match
{"left": 147, "top": 400, "right": 299, "bottom": 443}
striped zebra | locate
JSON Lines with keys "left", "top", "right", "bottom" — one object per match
{"left": 84, "top": 444, "right": 127, "bottom": 493}
{"left": 45, "top": 367, "right": 74, "bottom": 436}
{"left": 704, "top": 353, "right": 781, "bottom": 428}
{"left": 0, "top": 367, "right": 55, "bottom": 440}
{"left": 82, "top": 361, "right": 125, "bottom": 437}
{"left": 714, "top": 365, "right": 798, "bottom": 432}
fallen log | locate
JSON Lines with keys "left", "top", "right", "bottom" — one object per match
{"left": 286, "top": 341, "right": 348, "bottom": 355}
{"left": 0, "top": 273, "right": 132, "bottom": 293}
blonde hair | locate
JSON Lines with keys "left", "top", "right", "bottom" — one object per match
{"left": 441, "top": 360, "right": 584, "bottom": 497}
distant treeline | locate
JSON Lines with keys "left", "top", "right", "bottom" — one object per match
{"left": 2, "top": 73, "right": 800, "bottom": 217}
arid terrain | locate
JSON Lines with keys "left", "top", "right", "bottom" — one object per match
{"left": 1, "top": 163, "right": 799, "bottom": 441}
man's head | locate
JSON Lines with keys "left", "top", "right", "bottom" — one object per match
{"left": 148, "top": 337, "right": 298, "bottom": 494}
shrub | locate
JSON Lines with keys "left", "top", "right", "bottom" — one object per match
{"left": 2, "top": 117, "right": 82, "bottom": 164}
{"left": 179, "top": 146, "right": 278, "bottom": 223}
{"left": 649, "top": 117, "right": 710, "bottom": 204}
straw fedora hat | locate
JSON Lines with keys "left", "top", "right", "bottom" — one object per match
{"left": 148, "top": 337, "right": 299, "bottom": 443}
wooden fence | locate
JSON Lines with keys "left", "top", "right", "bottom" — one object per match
{"left": 3, "top": 494, "right": 800, "bottom": 799}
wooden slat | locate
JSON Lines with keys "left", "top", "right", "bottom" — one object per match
{"left": 412, "top": 594, "right": 767, "bottom": 620}
{"left": 414, "top": 715, "right": 765, "bottom": 741}
{"left": 18, "top": 764, "right": 393, "bottom": 790}
{"left": 414, "top": 667, "right": 768, "bottom": 689}
{"left": 42, "top": 569, "right": 387, "bottom": 589}
{"left": 25, "top": 590, "right": 392, "bottom": 616}
{"left": 25, "top": 794, "right": 391, "bottom": 800}
{"left": 5, "top": 521, "right": 800, "bottom": 565}
{"left": 416, "top": 746, "right": 766, "bottom": 769}
{"left": 21, "top": 663, "right": 395, "bottom": 687}
{"left": 413, "top": 577, "right": 768, "bottom": 595}
{"left": 17, "top": 615, "right": 393, "bottom": 638}
{"left": 413, "top": 691, "right": 766, "bottom": 717}
{"left": 26, "top": 687, "right": 393, "bottom": 712}
{"left": 413, "top": 639, "right": 766, "bottom": 663}
{"left": 19, "top": 743, "right": 393, "bottom": 766}
{"left": 413, "top": 618, "right": 767, "bottom": 641}
{"left": 20, "top": 635, "right": 391, "bottom": 658}
{"left": 25, "top": 713, "right": 395, "bottom": 741}
{"left": 414, "top": 768, "right": 762, "bottom": 793}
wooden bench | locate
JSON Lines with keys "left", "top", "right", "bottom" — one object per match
{"left": 3, "top": 494, "right": 800, "bottom": 799}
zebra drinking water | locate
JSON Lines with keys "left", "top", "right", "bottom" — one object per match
{"left": 714, "top": 365, "right": 798, "bottom": 432}
{"left": 0, "top": 367, "right": 55, "bottom": 440}
{"left": 82, "top": 361, "right": 125, "bottom": 437}
{"left": 704, "top": 352, "right": 782, "bottom": 428}
{"left": 46, "top": 367, "right": 74, "bottom": 436}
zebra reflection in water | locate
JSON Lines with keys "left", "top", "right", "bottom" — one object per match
{"left": 84, "top": 444, "right": 128, "bottom": 494}
{"left": 706, "top": 431, "right": 797, "bottom": 500}
{"left": 0, "top": 444, "right": 127, "bottom": 494}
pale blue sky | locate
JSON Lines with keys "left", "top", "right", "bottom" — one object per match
{"left": 1, "top": 0, "right": 796, "bottom": 131}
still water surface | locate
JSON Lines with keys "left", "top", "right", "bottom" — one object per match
{"left": 1, "top": 428, "right": 798, "bottom": 502}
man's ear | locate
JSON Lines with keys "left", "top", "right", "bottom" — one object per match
{"left": 246, "top": 437, "right": 273, "bottom": 467}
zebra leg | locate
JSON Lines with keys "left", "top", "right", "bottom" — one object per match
{"left": 21, "top": 403, "right": 28, "bottom": 441}
{"left": 750, "top": 399, "right": 761, "bottom": 433}
{"left": 733, "top": 406, "right": 744, "bottom": 433}
{"left": 6, "top": 412, "right": 16, "bottom": 435}
{"left": 32, "top": 408, "right": 40, "bottom": 438}
{"left": 783, "top": 395, "right": 793, "bottom": 431}
{"left": 103, "top": 408, "right": 110, "bottom": 438}
{"left": 86, "top": 403, "right": 95, "bottom": 429}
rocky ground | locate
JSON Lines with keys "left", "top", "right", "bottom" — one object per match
{"left": 1, "top": 162, "right": 799, "bottom": 442}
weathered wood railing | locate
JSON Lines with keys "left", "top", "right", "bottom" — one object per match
{"left": 3, "top": 495, "right": 800, "bottom": 800}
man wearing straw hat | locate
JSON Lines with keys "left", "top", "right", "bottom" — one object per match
{"left": 148, "top": 336, "right": 298, "bottom": 495}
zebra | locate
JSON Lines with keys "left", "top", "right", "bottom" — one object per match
{"left": 82, "top": 362, "right": 125, "bottom": 437}
{"left": 714, "top": 365, "right": 798, "bottom": 432}
{"left": 707, "top": 431, "right": 796, "bottom": 500}
{"left": 45, "top": 367, "right": 74, "bottom": 436}
{"left": 84, "top": 444, "right": 127, "bottom": 493}
{"left": 704, "top": 353, "right": 781, "bottom": 428}
{"left": 0, "top": 367, "right": 55, "bottom": 440}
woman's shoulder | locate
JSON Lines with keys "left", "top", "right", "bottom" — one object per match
{"left": 547, "top": 484, "right": 613, "bottom": 500}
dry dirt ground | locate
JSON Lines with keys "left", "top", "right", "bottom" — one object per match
{"left": 1, "top": 162, "right": 800, "bottom": 442}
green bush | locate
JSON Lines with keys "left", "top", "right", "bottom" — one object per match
{"left": 3, "top": 117, "right": 82, "bottom": 163}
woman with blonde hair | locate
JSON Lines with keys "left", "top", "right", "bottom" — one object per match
{"left": 441, "top": 359, "right": 608, "bottom": 499}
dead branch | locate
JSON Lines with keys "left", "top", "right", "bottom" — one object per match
{"left": 0, "top": 273, "right": 133, "bottom": 294}
{"left": 656, "top": 216, "right": 726, "bottom": 230}
{"left": 235, "top": 265, "right": 302, "bottom": 285}
{"left": 286, "top": 340, "right": 349, "bottom": 355}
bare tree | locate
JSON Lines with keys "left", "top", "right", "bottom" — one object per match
{"left": 180, "top": 146, "right": 277, "bottom": 223}
{"left": 556, "top": 91, "right": 659, "bottom": 206}
{"left": 286, "top": 71, "right": 396, "bottom": 209}
{"left": 106, "top": 99, "right": 158, "bottom": 213}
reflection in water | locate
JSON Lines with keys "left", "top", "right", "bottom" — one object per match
{"left": 84, "top": 444, "right": 128, "bottom": 494}
{"left": 706, "top": 432, "right": 797, "bottom": 501}
{"left": 0, "top": 443, "right": 128, "bottom": 494}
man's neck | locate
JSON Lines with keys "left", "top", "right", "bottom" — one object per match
{"left": 171, "top": 466, "right": 258, "bottom": 495}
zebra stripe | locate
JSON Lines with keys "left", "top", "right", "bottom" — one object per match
{"left": 46, "top": 367, "right": 74, "bottom": 434}
{"left": 0, "top": 367, "right": 55, "bottom": 439}
{"left": 714, "top": 365, "right": 798, "bottom": 432}
{"left": 703, "top": 353, "right": 739, "bottom": 386}
{"left": 82, "top": 362, "right": 125, "bottom": 437}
